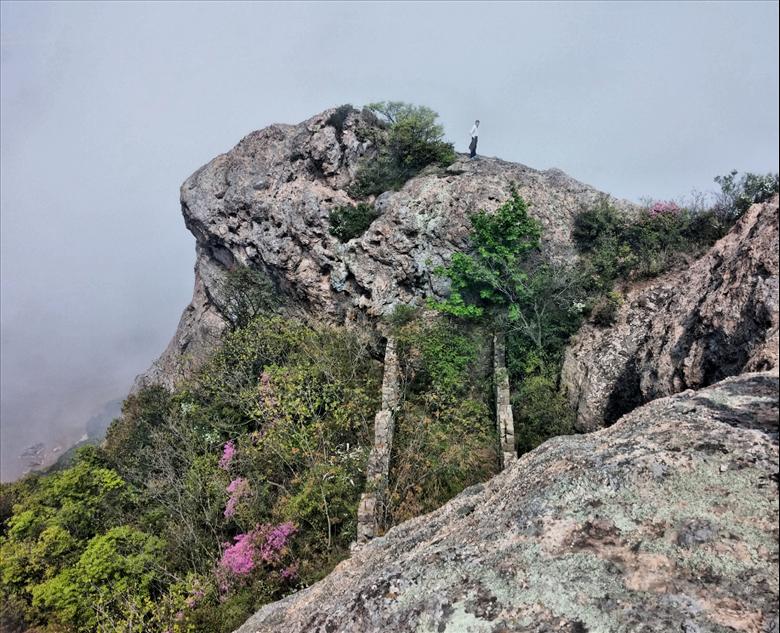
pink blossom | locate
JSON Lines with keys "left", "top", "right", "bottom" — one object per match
{"left": 281, "top": 562, "right": 299, "bottom": 580}
{"left": 216, "top": 522, "right": 298, "bottom": 593}
{"left": 224, "top": 477, "right": 250, "bottom": 518}
{"left": 649, "top": 200, "right": 681, "bottom": 216}
{"left": 259, "top": 522, "right": 296, "bottom": 562}
{"left": 219, "top": 532, "right": 256, "bottom": 575}
{"left": 219, "top": 440, "right": 236, "bottom": 470}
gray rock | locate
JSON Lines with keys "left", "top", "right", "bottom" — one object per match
{"left": 234, "top": 371, "right": 779, "bottom": 633}
{"left": 135, "top": 107, "right": 635, "bottom": 390}
{"left": 561, "top": 196, "right": 779, "bottom": 431}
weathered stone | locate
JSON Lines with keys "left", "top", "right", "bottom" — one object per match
{"left": 356, "top": 337, "right": 400, "bottom": 544}
{"left": 561, "top": 196, "right": 779, "bottom": 431}
{"left": 136, "top": 107, "right": 634, "bottom": 389}
{"left": 234, "top": 371, "right": 779, "bottom": 633}
{"left": 493, "top": 332, "right": 516, "bottom": 469}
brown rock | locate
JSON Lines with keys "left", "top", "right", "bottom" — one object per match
{"left": 561, "top": 196, "right": 779, "bottom": 430}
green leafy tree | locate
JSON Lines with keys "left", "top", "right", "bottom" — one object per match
{"left": 349, "top": 101, "right": 455, "bottom": 197}
{"left": 714, "top": 169, "right": 779, "bottom": 219}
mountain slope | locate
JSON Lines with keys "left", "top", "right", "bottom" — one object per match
{"left": 235, "top": 371, "right": 779, "bottom": 633}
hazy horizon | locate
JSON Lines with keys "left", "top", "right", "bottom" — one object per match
{"left": 2, "top": 1, "right": 778, "bottom": 481}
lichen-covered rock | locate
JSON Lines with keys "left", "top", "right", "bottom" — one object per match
{"left": 234, "top": 371, "right": 779, "bottom": 633}
{"left": 561, "top": 196, "right": 779, "bottom": 431}
{"left": 137, "top": 107, "right": 633, "bottom": 389}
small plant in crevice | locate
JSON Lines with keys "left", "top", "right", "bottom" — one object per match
{"left": 328, "top": 202, "right": 379, "bottom": 242}
{"left": 325, "top": 104, "right": 355, "bottom": 142}
{"left": 590, "top": 290, "right": 624, "bottom": 327}
{"left": 217, "top": 265, "right": 280, "bottom": 330}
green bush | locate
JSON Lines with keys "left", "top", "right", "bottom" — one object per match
{"left": 573, "top": 197, "right": 729, "bottom": 287}
{"left": 1, "top": 315, "right": 381, "bottom": 633}
{"left": 513, "top": 369, "right": 574, "bottom": 455}
{"left": 388, "top": 318, "right": 498, "bottom": 525}
{"left": 328, "top": 202, "right": 379, "bottom": 241}
{"left": 714, "top": 169, "right": 778, "bottom": 219}
{"left": 591, "top": 290, "right": 624, "bottom": 327}
{"left": 217, "top": 265, "right": 279, "bottom": 330}
{"left": 348, "top": 101, "right": 455, "bottom": 197}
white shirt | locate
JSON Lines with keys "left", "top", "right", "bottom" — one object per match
{"left": 470, "top": 124, "right": 480, "bottom": 138}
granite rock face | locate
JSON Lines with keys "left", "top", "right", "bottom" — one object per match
{"left": 235, "top": 371, "right": 779, "bottom": 633}
{"left": 137, "top": 107, "right": 633, "bottom": 389}
{"left": 561, "top": 196, "right": 779, "bottom": 431}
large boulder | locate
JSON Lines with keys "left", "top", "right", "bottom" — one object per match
{"left": 235, "top": 371, "right": 779, "bottom": 633}
{"left": 137, "top": 107, "right": 633, "bottom": 389}
{"left": 561, "top": 196, "right": 779, "bottom": 431}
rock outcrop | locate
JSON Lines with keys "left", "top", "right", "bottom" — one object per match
{"left": 137, "top": 107, "right": 633, "bottom": 389}
{"left": 235, "top": 371, "right": 779, "bottom": 633}
{"left": 562, "top": 196, "right": 779, "bottom": 431}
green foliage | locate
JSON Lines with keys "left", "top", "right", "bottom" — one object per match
{"left": 573, "top": 196, "right": 729, "bottom": 287}
{"left": 1, "top": 315, "right": 380, "bottom": 633}
{"left": 30, "top": 526, "right": 164, "bottom": 632}
{"left": 513, "top": 368, "right": 574, "bottom": 455}
{"left": 348, "top": 101, "right": 455, "bottom": 197}
{"left": 0, "top": 455, "right": 163, "bottom": 633}
{"left": 430, "top": 189, "right": 542, "bottom": 320}
{"left": 216, "top": 265, "right": 279, "bottom": 330}
{"left": 431, "top": 189, "right": 584, "bottom": 458}
{"left": 328, "top": 202, "right": 379, "bottom": 241}
{"left": 714, "top": 169, "right": 778, "bottom": 219}
{"left": 591, "top": 290, "right": 624, "bottom": 327}
{"left": 388, "top": 318, "right": 498, "bottom": 525}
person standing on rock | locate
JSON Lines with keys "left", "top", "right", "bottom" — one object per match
{"left": 469, "top": 120, "right": 480, "bottom": 159}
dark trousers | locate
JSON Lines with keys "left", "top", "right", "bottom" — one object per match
{"left": 469, "top": 136, "right": 478, "bottom": 158}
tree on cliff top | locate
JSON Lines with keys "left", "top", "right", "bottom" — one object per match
{"left": 349, "top": 101, "right": 455, "bottom": 197}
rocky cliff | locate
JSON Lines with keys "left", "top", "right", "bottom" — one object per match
{"left": 235, "top": 371, "right": 779, "bottom": 633}
{"left": 138, "top": 107, "right": 633, "bottom": 389}
{"left": 561, "top": 196, "right": 779, "bottom": 431}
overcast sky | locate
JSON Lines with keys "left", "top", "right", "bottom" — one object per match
{"left": 1, "top": 1, "right": 778, "bottom": 480}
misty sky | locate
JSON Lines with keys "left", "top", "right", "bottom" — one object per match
{"left": 1, "top": 1, "right": 778, "bottom": 481}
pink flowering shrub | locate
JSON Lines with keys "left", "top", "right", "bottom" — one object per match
{"left": 648, "top": 200, "right": 681, "bottom": 216}
{"left": 223, "top": 477, "right": 250, "bottom": 518}
{"left": 219, "top": 531, "right": 257, "bottom": 576}
{"left": 216, "top": 522, "right": 298, "bottom": 594}
{"left": 218, "top": 440, "right": 236, "bottom": 470}
{"left": 259, "top": 522, "right": 297, "bottom": 563}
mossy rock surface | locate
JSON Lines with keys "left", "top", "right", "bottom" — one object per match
{"left": 235, "top": 371, "right": 779, "bottom": 633}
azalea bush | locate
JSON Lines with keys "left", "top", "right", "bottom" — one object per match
{"left": 573, "top": 195, "right": 729, "bottom": 285}
{"left": 1, "top": 315, "right": 380, "bottom": 633}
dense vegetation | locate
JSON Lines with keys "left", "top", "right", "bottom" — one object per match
{"left": 1, "top": 123, "right": 774, "bottom": 633}
{"left": 387, "top": 316, "right": 498, "bottom": 525}
{"left": 432, "top": 170, "right": 776, "bottom": 453}
{"left": 348, "top": 101, "right": 456, "bottom": 198}
{"left": 1, "top": 315, "right": 381, "bottom": 633}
